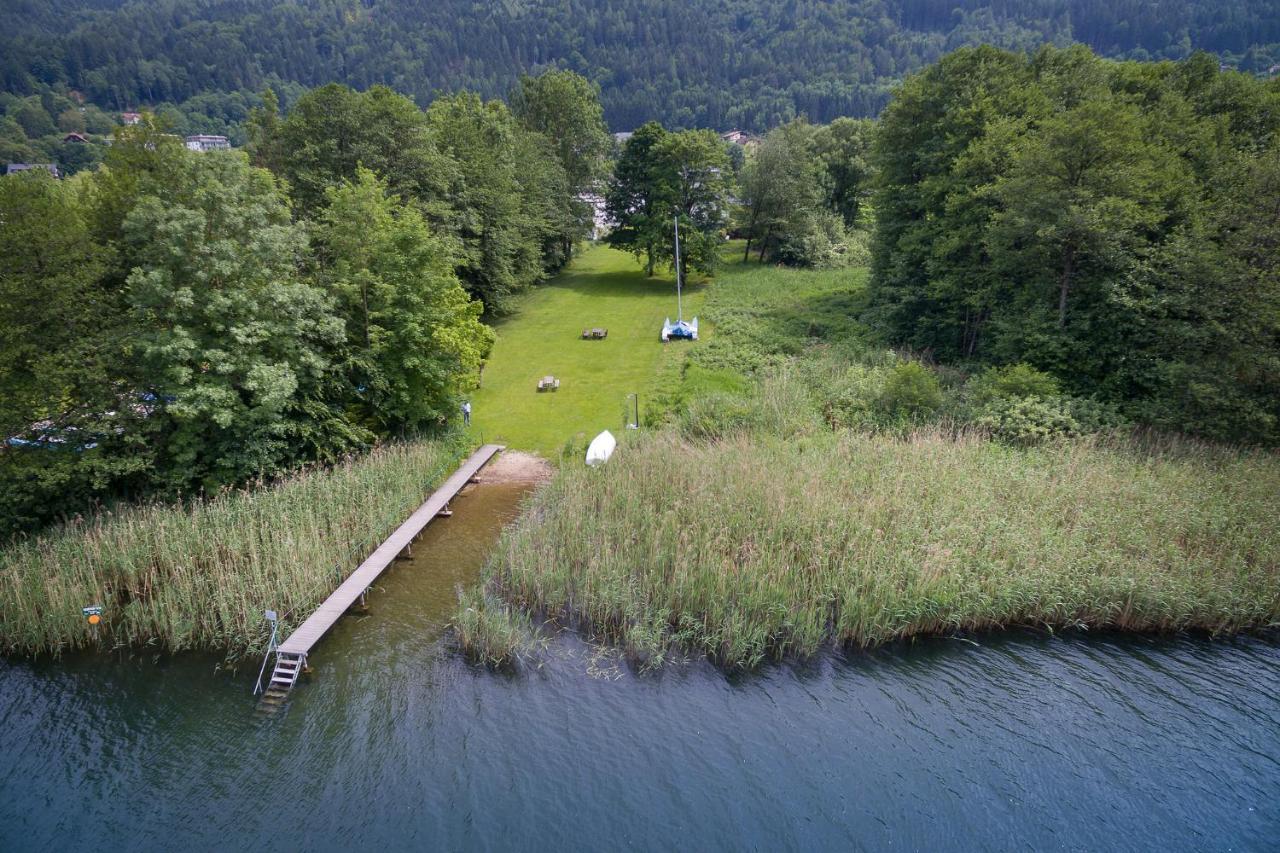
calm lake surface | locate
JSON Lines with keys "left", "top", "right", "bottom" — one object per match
{"left": 1, "top": 481, "right": 1277, "bottom": 852}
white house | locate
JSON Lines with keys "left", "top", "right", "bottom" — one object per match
{"left": 185, "top": 134, "right": 231, "bottom": 152}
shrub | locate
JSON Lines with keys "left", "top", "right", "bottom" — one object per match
{"left": 816, "top": 362, "right": 890, "bottom": 430}
{"left": 974, "top": 395, "right": 1079, "bottom": 445}
{"left": 775, "top": 212, "right": 871, "bottom": 270}
{"left": 879, "top": 361, "right": 943, "bottom": 419}
{"left": 968, "top": 363, "right": 1061, "bottom": 406}
{"left": 1065, "top": 396, "right": 1130, "bottom": 433}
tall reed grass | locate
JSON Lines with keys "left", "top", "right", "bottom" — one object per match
{"left": 463, "top": 430, "right": 1280, "bottom": 668}
{"left": 0, "top": 438, "right": 464, "bottom": 659}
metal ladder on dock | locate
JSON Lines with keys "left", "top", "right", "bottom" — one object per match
{"left": 256, "top": 651, "right": 306, "bottom": 712}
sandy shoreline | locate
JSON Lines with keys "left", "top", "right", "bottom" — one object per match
{"left": 481, "top": 450, "right": 554, "bottom": 484}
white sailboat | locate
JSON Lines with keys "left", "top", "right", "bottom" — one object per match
{"left": 585, "top": 430, "right": 617, "bottom": 466}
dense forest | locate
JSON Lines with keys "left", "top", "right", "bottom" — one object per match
{"left": 2, "top": 0, "right": 1279, "bottom": 137}
{"left": 869, "top": 47, "right": 1280, "bottom": 444}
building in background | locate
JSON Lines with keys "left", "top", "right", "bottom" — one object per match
{"left": 185, "top": 134, "right": 231, "bottom": 152}
{"left": 5, "top": 163, "right": 60, "bottom": 178}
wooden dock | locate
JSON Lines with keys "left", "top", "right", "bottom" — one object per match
{"left": 262, "top": 444, "right": 503, "bottom": 698}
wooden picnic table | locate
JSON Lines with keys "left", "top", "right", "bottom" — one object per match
{"left": 537, "top": 375, "right": 560, "bottom": 392}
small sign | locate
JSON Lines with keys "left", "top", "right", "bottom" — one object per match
{"left": 83, "top": 604, "right": 103, "bottom": 626}
{"left": 264, "top": 610, "right": 278, "bottom": 623}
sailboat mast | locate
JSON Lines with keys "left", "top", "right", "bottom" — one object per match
{"left": 674, "top": 215, "right": 682, "bottom": 322}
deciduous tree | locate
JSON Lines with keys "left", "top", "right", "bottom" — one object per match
{"left": 313, "top": 168, "right": 493, "bottom": 433}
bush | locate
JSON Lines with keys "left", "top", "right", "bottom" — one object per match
{"left": 879, "top": 361, "right": 943, "bottom": 419}
{"left": 775, "top": 212, "right": 871, "bottom": 270}
{"left": 1065, "top": 396, "right": 1130, "bottom": 433}
{"left": 815, "top": 362, "right": 890, "bottom": 430}
{"left": 968, "top": 363, "right": 1061, "bottom": 406}
{"left": 974, "top": 395, "right": 1079, "bottom": 445}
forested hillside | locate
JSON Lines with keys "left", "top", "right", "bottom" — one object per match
{"left": 3, "top": 0, "right": 1279, "bottom": 133}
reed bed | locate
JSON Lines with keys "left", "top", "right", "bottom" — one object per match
{"left": 0, "top": 438, "right": 464, "bottom": 659}
{"left": 462, "top": 430, "right": 1280, "bottom": 668}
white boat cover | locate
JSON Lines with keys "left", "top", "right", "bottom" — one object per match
{"left": 660, "top": 317, "right": 698, "bottom": 341}
{"left": 585, "top": 430, "right": 617, "bottom": 466}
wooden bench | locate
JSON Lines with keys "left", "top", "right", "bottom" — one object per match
{"left": 581, "top": 328, "right": 608, "bottom": 339}
{"left": 537, "top": 375, "right": 560, "bottom": 392}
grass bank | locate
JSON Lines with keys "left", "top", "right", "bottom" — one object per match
{"left": 470, "top": 243, "right": 706, "bottom": 454}
{"left": 459, "top": 430, "right": 1280, "bottom": 668}
{"left": 0, "top": 438, "right": 464, "bottom": 659}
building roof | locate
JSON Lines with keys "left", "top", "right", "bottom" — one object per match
{"left": 5, "top": 163, "right": 59, "bottom": 177}
{"left": 62, "top": 132, "right": 89, "bottom": 143}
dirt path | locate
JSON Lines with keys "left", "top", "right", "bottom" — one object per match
{"left": 482, "top": 450, "right": 554, "bottom": 483}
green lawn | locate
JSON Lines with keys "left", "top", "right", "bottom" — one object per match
{"left": 468, "top": 244, "right": 707, "bottom": 454}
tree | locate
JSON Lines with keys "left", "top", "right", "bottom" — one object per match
{"left": 121, "top": 151, "right": 357, "bottom": 488}
{"left": 313, "top": 168, "right": 494, "bottom": 434}
{"left": 867, "top": 44, "right": 1280, "bottom": 443}
{"left": 86, "top": 116, "right": 188, "bottom": 253}
{"left": 811, "top": 117, "right": 875, "bottom": 227}
{"left": 605, "top": 121, "right": 669, "bottom": 276}
{"left": 511, "top": 69, "right": 610, "bottom": 255}
{"left": 0, "top": 170, "right": 116, "bottom": 446}
{"left": 868, "top": 45, "right": 1045, "bottom": 358}
{"left": 1122, "top": 147, "right": 1280, "bottom": 443}
{"left": 12, "top": 98, "right": 55, "bottom": 139}
{"left": 268, "top": 83, "right": 456, "bottom": 215}
{"left": 0, "top": 170, "right": 147, "bottom": 534}
{"left": 738, "top": 120, "right": 823, "bottom": 262}
{"left": 425, "top": 92, "right": 549, "bottom": 312}
{"left": 651, "top": 130, "right": 732, "bottom": 279}
{"left": 244, "top": 87, "right": 283, "bottom": 172}
{"left": 990, "top": 97, "right": 1175, "bottom": 331}
{"left": 607, "top": 125, "right": 731, "bottom": 279}
{"left": 511, "top": 127, "right": 577, "bottom": 273}
{"left": 6, "top": 0, "right": 1272, "bottom": 136}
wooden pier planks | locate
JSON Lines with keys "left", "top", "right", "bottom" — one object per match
{"left": 277, "top": 443, "right": 504, "bottom": 657}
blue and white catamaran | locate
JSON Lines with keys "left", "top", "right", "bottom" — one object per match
{"left": 660, "top": 215, "right": 698, "bottom": 341}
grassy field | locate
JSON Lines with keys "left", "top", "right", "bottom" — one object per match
{"left": 469, "top": 244, "right": 707, "bottom": 454}
{"left": 458, "top": 430, "right": 1280, "bottom": 668}
{"left": 0, "top": 438, "right": 464, "bottom": 659}
{"left": 455, "top": 253, "right": 1280, "bottom": 669}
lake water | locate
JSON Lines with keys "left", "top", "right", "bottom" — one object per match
{"left": 1, "top": 481, "right": 1277, "bottom": 852}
